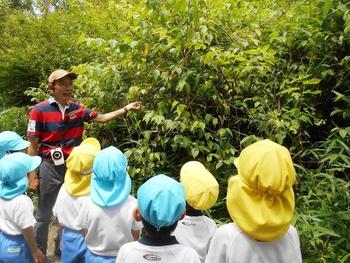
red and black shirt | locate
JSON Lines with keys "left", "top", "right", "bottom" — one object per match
{"left": 27, "top": 97, "right": 98, "bottom": 160}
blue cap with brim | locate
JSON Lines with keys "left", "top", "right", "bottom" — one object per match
{"left": 0, "top": 131, "right": 30, "bottom": 158}
{"left": 137, "top": 174, "right": 186, "bottom": 229}
{"left": 0, "top": 152, "right": 41, "bottom": 200}
{"left": 91, "top": 146, "right": 131, "bottom": 208}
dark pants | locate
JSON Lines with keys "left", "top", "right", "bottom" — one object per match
{"left": 34, "top": 160, "right": 66, "bottom": 254}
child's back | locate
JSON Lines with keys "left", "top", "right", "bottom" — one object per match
{"left": 117, "top": 236, "right": 200, "bottom": 263}
{"left": 0, "top": 194, "right": 35, "bottom": 235}
{"left": 53, "top": 138, "right": 101, "bottom": 262}
{"left": 0, "top": 152, "right": 45, "bottom": 263}
{"left": 173, "top": 214, "right": 216, "bottom": 261}
{"left": 206, "top": 223, "right": 301, "bottom": 263}
{"left": 116, "top": 174, "right": 201, "bottom": 263}
{"left": 205, "top": 139, "right": 302, "bottom": 263}
{"left": 173, "top": 161, "right": 218, "bottom": 262}
{"left": 77, "top": 194, "right": 140, "bottom": 256}
{"left": 75, "top": 146, "right": 142, "bottom": 261}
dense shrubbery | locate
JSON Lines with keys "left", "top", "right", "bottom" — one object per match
{"left": 0, "top": 0, "right": 349, "bottom": 261}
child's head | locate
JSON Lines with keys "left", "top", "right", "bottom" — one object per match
{"left": 180, "top": 161, "right": 219, "bottom": 211}
{"left": 136, "top": 174, "right": 186, "bottom": 236}
{"left": 64, "top": 138, "right": 100, "bottom": 196}
{"left": 0, "top": 152, "right": 41, "bottom": 200}
{"left": 0, "top": 131, "right": 30, "bottom": 158}
{"left": 91, "top": 146, "right": 130, "bottom": 207}
{"left": 227, "top": 139, "right": 296, "bottom": 241}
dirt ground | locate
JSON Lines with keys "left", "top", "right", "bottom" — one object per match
{"left": 47, "top": 223, "right": 61, "bottom": 263}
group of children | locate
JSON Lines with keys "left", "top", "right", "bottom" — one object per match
{"left": 0, "top": 130, "right": 303, "bottom": 263}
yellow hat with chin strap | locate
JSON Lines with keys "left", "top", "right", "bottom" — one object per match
{"left": 64, "top": 138, "right": 101, "bottom": 196}
{"left": 180, "top": 161, "right": 219, "bottom": 210}
{"left": 227, "top": 139, "right": 296, "bottom": 241}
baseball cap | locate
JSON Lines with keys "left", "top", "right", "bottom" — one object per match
{"left": 48, "top": 69, "right": 77, "bottom": 84}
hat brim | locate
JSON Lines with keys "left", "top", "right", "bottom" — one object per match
{"left": 0, "top": 140, "right": 30, "bottom": 158}
{"left": 90, "top": 172, "right": 131, "bottom": 208}
{"left": 0, "top": 176, "right": 28, "bottom": 200}
{"left": 226, "top": 175, "right": 294, "bottom": 241}
{"left": 29, "top": 156, "right": 41, "bottom": 172}
{"left": 50, "top": 72, "right": 77, "bottom": 83}
{"left": 11, "top": 140, "right": 30, "bottom": 151}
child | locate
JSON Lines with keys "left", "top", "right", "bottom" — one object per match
{"left": 0, "top": 131, "right": 30, "bottom": 158}
{"left": 53, "top": 138, "right": 100, "bottom": 263}
{"left": 116, "top": 174, "right": 201, "bottom": 263}
{"left": 75, "top": 146, "right": 142, "bottom": 262}
{"left": 173, "top": 161, "right": 218, "bottom": 262}
{"left": 0, "top": 152, "right": 46, "bottom": 263}
{"left": 205, "top": 139, "right": 302, "bottom": 263}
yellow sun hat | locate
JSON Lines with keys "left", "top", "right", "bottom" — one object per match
{"left": 180, "top": 161, "right": 219, "bottom": 210}
{"left": 227, "top": 139, "right": 296, "bottom": 241}
{"left": 64, "top": 138, "right": 101, "bottom": 196}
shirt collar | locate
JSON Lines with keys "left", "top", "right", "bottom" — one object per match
{"left": 48, "top": 97, "right": 70, "bottom": 119}
{"left": 48, "top": 97, "right": 71, "bottom": 107}
{"left": 139, "top": 235, "right": 179, "bottom": 246}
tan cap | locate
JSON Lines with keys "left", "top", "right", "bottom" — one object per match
{"left": 48, "top": 69, "right": 77, "bottom": 84}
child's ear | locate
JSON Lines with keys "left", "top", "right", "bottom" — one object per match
{"left": 133, "top": 208, "right": 142, "bottom": 222}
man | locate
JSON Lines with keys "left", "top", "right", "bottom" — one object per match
{"left": 27, "top": 69, "right": 141, "bottom": 256}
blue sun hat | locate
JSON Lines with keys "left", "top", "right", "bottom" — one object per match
{"left": 137, "top": 174, "right": 186, "bottom": 229}
{"left": 0, "top": 131, "right": 30, "bottom": 158}
{"left": 0, "top": 152, "right": 41, "bottom": 200}
{"left": 91, "top": 146, "right": 131, "bottom": 208}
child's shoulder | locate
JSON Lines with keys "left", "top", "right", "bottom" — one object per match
{"left": 215, "top": 222, "right": 241, "bottom": 238}
{"left": 13, "top": 194, "right": 33, "bottom": 203}
{"left": 3, "top": 194, "right": 34, "bottom": 209}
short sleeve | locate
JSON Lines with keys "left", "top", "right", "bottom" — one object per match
{"left": 75, "top": 198, "right": 89, "bottom": 229}
{"left": 27, "top": 107, "right": 42, "bottom": 137}
{"left": 115, "top": 245, "right": 127, "bottom": 263}
{"left": 205, "top": 226, "right": 230, "bottom": 263}
{"left": 13, "top": 196, "right": 36, "bottom": 230}
{"left": 81, "top": 105, "right": 98, "bottom": 122}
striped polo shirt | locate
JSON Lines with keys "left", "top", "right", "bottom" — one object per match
{"left": 27, "top": 97, "right": 98, "bottom": 160}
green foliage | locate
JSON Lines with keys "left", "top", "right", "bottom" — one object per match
{"left": 0, "top": 107, "right": 28, "bottom": 135}
{"left": 296, "top": 127, "right": 350, "bottom": 262}
{"left": 0, "top": 0, "right": 349, "bottom": 261}
{"left": 70, "top": 1, "right": 349, "bottom": 261}
{"left": 0, "top": 0, "right": 114, "bottom": 106}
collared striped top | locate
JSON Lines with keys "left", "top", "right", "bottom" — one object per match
{"left": 27, "top": 98, "right": 98, "bottom": 159}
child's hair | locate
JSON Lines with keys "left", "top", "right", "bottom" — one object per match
{"left": 141, "top": 217, "right": 178, "bottom": 239}
{"left": 186, "top": 203, "right": 203, "bottom": 216}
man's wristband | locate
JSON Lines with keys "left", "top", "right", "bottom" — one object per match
{"left": 123, "top": 107, "right": 128, "bottom": 114}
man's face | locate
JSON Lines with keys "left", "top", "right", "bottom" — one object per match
{"left": 51, "top": 76, "right": 73, "bottom": 105}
